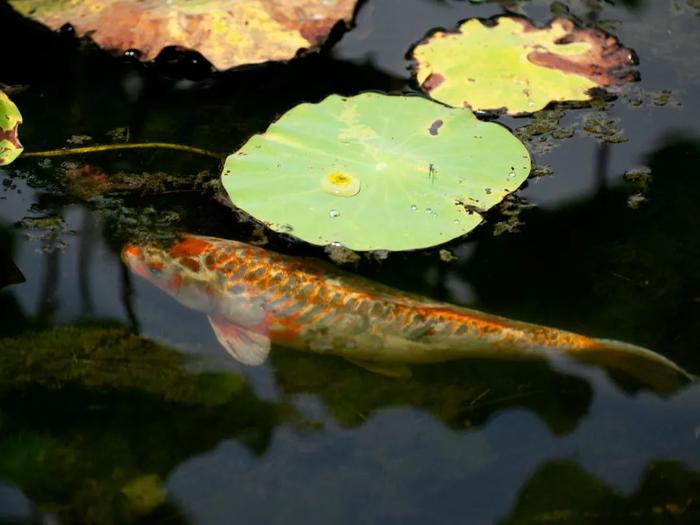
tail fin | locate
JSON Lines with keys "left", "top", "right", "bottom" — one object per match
{"left": 570, "top": 339, "right": 694, "bottom": 395}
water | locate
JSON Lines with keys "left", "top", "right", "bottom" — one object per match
{"left": 1, "top": 1, "right": 700, "bottom": 523}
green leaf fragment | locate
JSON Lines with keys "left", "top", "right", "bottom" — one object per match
{"left": 0, "top": 91, "right": 23, "bottom": 166}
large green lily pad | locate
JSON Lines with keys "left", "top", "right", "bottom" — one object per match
{"left": 411, "top": 17, "right": 637, "bottom": 115}
{"left": 222, "top": 93, "right": 530, "bottom": 251}
{"left": 0, "top": 91, "right": 22, "bottom": 166}
{"left": 8, "top": 0, "right": 357, "bottom": 70}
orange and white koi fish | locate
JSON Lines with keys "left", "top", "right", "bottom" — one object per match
{"left": 122, "top": 235, "right": 691, "bottom": 391}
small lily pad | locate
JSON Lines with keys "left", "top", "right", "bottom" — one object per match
{"left": 221, "top": 93, "right": 530, "bottom": 251}
{"left": 411, "top": 17, "right": 637, "bottom": 115}
{"left": 0, "top": 91, "right": 22, "bottom": 166}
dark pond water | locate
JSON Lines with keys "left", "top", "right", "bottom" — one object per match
{"left": 1, "top": 0, "right": 700, "bottom": 523}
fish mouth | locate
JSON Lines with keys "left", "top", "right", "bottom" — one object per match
{"left": 121, "top": 244, "right": 173, "bottom": 295}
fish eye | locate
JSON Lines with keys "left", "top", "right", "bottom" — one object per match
{"left": 147, "top": 262, "right": 165, "bottom": 274}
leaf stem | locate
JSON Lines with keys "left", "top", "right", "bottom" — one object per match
{"left": 21, "top": 142, "right": 224, "bottom": 160}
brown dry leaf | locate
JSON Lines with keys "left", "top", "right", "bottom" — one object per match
{"left": 8, "top": 0, "right": 358, "bottom": 70}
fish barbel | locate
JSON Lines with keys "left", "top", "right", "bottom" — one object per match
{"left": 122, "top": 235, "right": 691, "bottom": 391}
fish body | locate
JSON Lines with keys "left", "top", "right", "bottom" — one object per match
{"left": 123, "top": 235, "right": 691, "bottom": 390}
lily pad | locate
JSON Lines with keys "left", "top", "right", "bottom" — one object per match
{"left": 411, "top": 17, "right": 637, "bottom": 115}
{"left": 221, "top": 93, "right": 530, "bottom": 251}
{"left": 0, "top": 91, "right": 22, "bottom": 166}
{"left": 8, "top": 0, "right": 357, "bottom": 70}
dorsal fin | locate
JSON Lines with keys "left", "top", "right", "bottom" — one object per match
{"left": 208, "top": 315, "right": 270, "bottom": 365}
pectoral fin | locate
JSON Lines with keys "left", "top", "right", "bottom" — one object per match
{"left": 345, "top": 358, "right": 411, "bottom": 379}
{"left": 208, "top": 315, "right": 270, "bottom": 366}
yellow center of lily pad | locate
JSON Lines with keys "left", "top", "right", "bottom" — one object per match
{"left": 321, "top": 171, "right": 361, "bottom": 197}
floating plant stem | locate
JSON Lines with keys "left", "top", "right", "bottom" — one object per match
{"left": 21, "top": 142, "right": 224, "bottom": 160}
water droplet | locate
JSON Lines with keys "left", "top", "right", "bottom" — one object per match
{"left": 279, "top": 224, "right": 294, "bottom": 233}
{"left": 508, "top": 171, "right": 516, "bottom": 178}
{"left": 528, "top": 100, "right": 535, "bottom": 107}
{"left": 426, "top": 208, "right": 433, "bottom": 214}
{"left": 329, "top": 209, "right": 340, "bottom": 218}
{"left": 453, "top": 219, "right": 460, "bottom": 224}
{"left": 330, "top": 241, "right": 343, "bottom": 248}
{"left": 410, "top": 204, "right": 418, "bottom": 211}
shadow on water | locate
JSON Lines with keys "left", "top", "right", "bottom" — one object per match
{"left": 0, "top": 227, "right": 24, "bottom": 290}
{"left": 0, "top": 0, "right": 406, "bottom": 159}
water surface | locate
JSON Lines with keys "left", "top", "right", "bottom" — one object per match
{"left": 1, "top": 0, "right": 699, "bottom": 523}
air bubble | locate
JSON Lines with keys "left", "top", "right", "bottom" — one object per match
{"left": 329, "top": 209, "right": 340, "bottom": 218}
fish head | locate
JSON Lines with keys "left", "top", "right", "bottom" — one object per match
{"left": 121, "top": 236, "right": 266, "bottom": 326}
{"left": 122, "top": 243, "right": 166, "bottom": 283}
{"left": 122, "top": 235, "right": 272, "bottom": 364}
{"left": 121, "top": 237, "right": 221, "bottom": 314}
{"left": 121, "top": 242, "right": 184, "bottom": 290}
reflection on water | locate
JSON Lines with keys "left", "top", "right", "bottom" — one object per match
{"left": 501, "top": 460, "right": 700, "bottom": 524}
{"left": 0, "top": 324, "right": 286, "bottom": 524}
{"left": 1, "top": 0, "right": 700, "bottom": 523}
{"left": 465, "top": 138, "right": 700, "bottom": 375}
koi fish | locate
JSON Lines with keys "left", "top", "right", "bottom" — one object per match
{"left": 122, "top": 235, "right": 692, "bottom": 392}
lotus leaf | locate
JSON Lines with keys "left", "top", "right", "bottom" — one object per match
{"left": 8, "top": 0, "right": 357, "bottom": 70}
{"left": 411, "top": 17, "right": 637, "bottom": 115}
{"left": 221, "top": 93, "right": 530, "bottom": 251}
{"left": 0, "top": 91, "right": 22, "bottom": 166}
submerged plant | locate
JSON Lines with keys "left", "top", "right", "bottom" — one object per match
{"left": 411, "top": 17, "right": 637, "bottom": 115}
{"left": 221, "top": 92, "right": 531, "bottom": 251}
{"left": 0, "top": 90, "right": 22, "bottom": 166}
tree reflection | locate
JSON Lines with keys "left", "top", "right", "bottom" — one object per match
{"left": 499, "top": 459, "right": 700, "bottom": 524}
{"left": 0, "top": 323, "right": 289, "bottom": 525}
{"left": 270, "top": 350, "right": 592, "bottom": 436}
{"left": 463, "top": 138, "right": 700, "bottom": 382}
